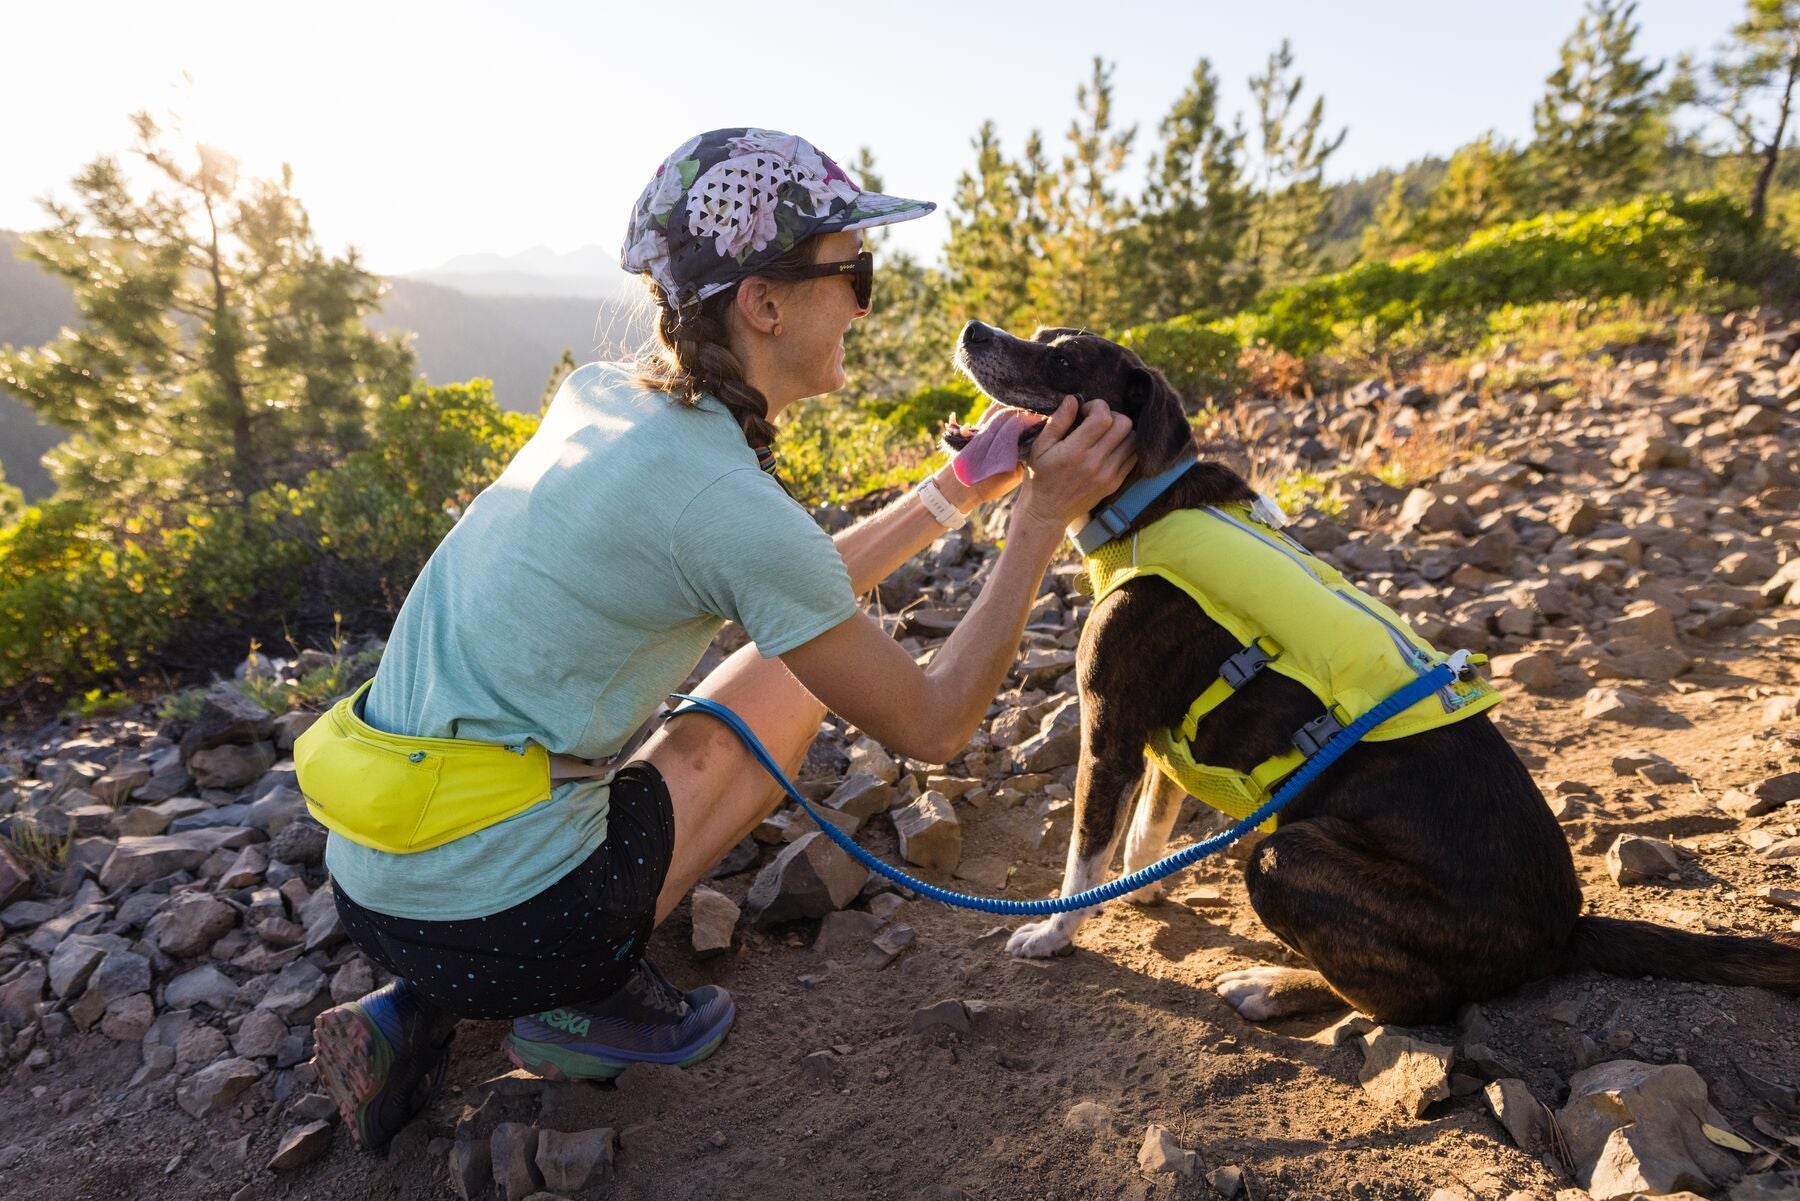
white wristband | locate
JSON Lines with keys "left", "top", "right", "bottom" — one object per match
{"left": 914, "top": 478, "right": 968, "bottom": 530}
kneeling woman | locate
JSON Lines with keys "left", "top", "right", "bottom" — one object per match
{"left": 301, "top": 128, "right": 1136, "bottom": 1149}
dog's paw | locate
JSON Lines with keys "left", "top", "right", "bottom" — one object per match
{"left": 1125, "top": 880, "right": 1168, "bottom": 906}
{"left": 1005, "top": 919, "right": 1076, "bottom": 959}
{"left": 1215, "top": 967, "right": 1301, "bottom": 1022}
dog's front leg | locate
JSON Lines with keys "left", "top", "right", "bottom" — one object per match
{"left": 1006, "top": 744, "right": 1142, "bottom": 959}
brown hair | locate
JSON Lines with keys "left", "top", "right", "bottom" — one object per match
{"left": 632, "top": 236, "right": 825, "bottom": 470}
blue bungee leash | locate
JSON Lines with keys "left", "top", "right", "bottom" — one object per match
{"left": 667, "top": 656, "right": 1463, "bottom": 917}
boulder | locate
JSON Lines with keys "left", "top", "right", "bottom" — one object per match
{"left": 822, "top": 771, "right": 895, "bottom": 820}
{"left": 890, "top": 792, "right": 961, "bottom": 874}
{"left": 535, "top": 1127, "right": 614, "bottom": 1194}
{"left": 449, "top": 1139, "right": 493, "bottom": 1201}
{"left": 490, "top": 1122, "right": 543, "bottom": 1201}
{"left": 176, "top": 1056, "right": 263, "bottom": 1118}
{"left": 689, "top": 886, "right": 739, "bottom": 958}
{"left": 1358, "top": 1027, "right": 1453, "bottom": 1117}
{"left": 100, "top": 992, "right": 155, "bottom": 1042}
{"left": 188, "top": 741, "right": 278, "bottom": 791}
{"left": 267, "top": 1121, "right": 332, "bottom": 1171}
{"left": 0, "top": 843, "right": 29, "bottom": 910}
{"left": 1555, "top": 1060, "right": 1741, "bottom": 1201}
{"left": 257, "top": 959, "right": 326, "bottom": 1020}
{"left": 743, "top": 832, "right": 869, "bottom": 928}
{"left": 163, "top": 964, "right": 240, "bottom": 1011}
{"left": 1605, "top": 834, "right": 1681, "bottom": 886}
{"left": 99, "top": 829, "right": 257, "bottom": 890}
{"left": 845, "top": 738, "right": 900, "bottom": 784}
{"left": 1491, "top": 652, "right": 1557, "bottom": 691}
{"left": 180, "top": 685, "right": 276, "bottom": 758}
{"left": 1012, "top": 698, "right": 1080, "bottom": 773}
{"left": 1484, "top": 1078, "right": 1556, "bottom": 1158}
{"left": 1137, "top": 1124, "right": 1198, "bottom": 1177}
{"left": 1582, "top": 687, "right": 1669, "bottom": 726}
{"left": 149, "top": 893, "right": 238, "bottom": 958}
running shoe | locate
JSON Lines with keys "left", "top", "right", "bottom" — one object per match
{"left": 504, "top": 958, "right": 735, "bottom": 1082}
{"left": 311, "top": 978, "right": 457, "bottom": 1151}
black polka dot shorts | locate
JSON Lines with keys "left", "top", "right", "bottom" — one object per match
{"left": 332, "top": 762, "right": 677, "bottom": 1021}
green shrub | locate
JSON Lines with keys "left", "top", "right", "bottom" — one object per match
{"left": 1117, "top": 315, "right": 1244, "bottom": 405}
{"left": 867, "top": 378, "right": 983, "bottom": 439}
{"left": 0, "top": 380, "right": 533, "bottom": 695}
{"left": 1123, "top": 193, "right": 1789, "bottom": 371}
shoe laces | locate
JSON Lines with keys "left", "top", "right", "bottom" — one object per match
{"left": 626, "top": 959, "right": 689, "bottom": 1019}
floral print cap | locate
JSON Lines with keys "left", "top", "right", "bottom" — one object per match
{"left": 621, "top": 128, "right": 935, "bottom": 309}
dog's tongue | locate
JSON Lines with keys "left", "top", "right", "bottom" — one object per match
{"left": 952, "top": 407, "right": 1046, "bottom": 487}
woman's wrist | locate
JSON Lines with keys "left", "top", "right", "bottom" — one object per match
{"left": 930, "top": 464, "right": 978, "bottom": 515}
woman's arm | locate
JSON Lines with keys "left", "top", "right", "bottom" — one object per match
{"left": 782, "top": 398, "right": 1134, "bottom": 763}
{"left": 830, "top": 440, "right": 1026, "bottom": 596}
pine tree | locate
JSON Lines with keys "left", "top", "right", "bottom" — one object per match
{"left": 1528, "top": 0, "right": 1666, "bottom": 209}
{"left": 1033, "top": 58, "right": 1137, "bottom": 329}
{"left": 0, "top": 114, "right": 414, "bottom": 515}
{"left": 1243, "top": 40, "right": 1347, "bottom": 287}
{"left": 1698, "top": 0, "right": 1800, "bottom": 225}
{"left": 1126, "top": 58, "right": 1255, "bottom": 323}
{"left": 1367, "top": 134, "right": 1531, "bottom": 258}
{"left": 943, "top": 121, "right": 1039, "bottom": 331}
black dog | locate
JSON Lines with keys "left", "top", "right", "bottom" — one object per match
{"left": 948, "top": 319, "right": 1800, "bottom": 1024}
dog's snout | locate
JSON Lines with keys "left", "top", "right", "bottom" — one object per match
{"left": 960, "top": 320, "right": 995, "bottom": 347}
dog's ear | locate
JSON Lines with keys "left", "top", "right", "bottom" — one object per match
{"left": 1032, "top": 327, "right": 1082, "bottom": 344}
{"left": 1122, "top": 363, "right": 1195, "bottom": 476}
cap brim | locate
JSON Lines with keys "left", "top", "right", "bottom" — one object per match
{"left": 828, "top": 191, "right": 937, "bottom": 233}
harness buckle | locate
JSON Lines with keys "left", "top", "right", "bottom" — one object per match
{"left": 1292, "top": 708, "right": 1348, "bottom": 757}
{"left": 1219, "top": 638, "right": 1277, "bottom": 689}
{"left": 1090, "top": 503, "right": 1132, "bottom": 542}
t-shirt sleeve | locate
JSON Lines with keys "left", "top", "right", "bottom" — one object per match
{"left": 669, "top": 467, "right": 858, "bottom": 657}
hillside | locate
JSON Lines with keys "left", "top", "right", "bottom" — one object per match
{"left": 0, "top": 232, "right": 650, "bottom": 503}
{"left": 0, "top": 308, "right": 1796, "bottom": 1199}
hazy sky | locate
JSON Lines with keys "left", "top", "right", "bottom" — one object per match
{"left": 5, "top": 0, "right": 1747, "bottom": 288}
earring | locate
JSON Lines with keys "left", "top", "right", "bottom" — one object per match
{"left": 773, "top": 322, "right": 784, "bottom": 337}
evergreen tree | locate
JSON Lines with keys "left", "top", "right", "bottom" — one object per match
{"left": 1366, "top": 134, "right": 1530, "bottom": 256}
{"left": 1697, "top": 0, "right": 1800, "bottom": 225}
{"left": 1032, "top": 58, "right": 1137, "bottom": 329}
{"left": 539, "top": 348, "right": 578, "bottom": 414}
{"left": 0, "top": 114, "right": 414, "bottom": 516}
{"left": 1126, "top": 58, "right": 1255, "bottom": 322}
{"left": 0, "top": 462, "right": 20, "bottom": 525}
{"left": 944, "top": 120, "right": 1040, "bottom": 331}
{"left": 1528, "top": 0, "right": 1666, "bottom": 208}
{"left": 1243, "top": 40, "right": 1346, "bottom": 287}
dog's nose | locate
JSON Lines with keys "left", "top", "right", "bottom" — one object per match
{"left": 961, "top": 320, "right": 993, "bottom": 346}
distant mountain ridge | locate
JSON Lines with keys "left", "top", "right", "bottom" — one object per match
{"left": 404, "top": 243, "right": 642, "bottom": 301}
{"left": 0, "top": 231, "right": 651, "bottom": 503}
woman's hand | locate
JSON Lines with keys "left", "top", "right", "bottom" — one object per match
{"left": 1015, "top": 395, "right": 1136, "bottom": 533}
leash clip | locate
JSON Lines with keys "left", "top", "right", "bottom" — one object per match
{"left": 1445, "top": 649, "right": 1474, "bottom": 682}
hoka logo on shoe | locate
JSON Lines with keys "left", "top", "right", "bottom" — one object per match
{"left": 539, "top": 1009, "right": 591, "bottom": 1037}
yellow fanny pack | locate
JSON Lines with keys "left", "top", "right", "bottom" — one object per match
{"left": 294, "top": 680, "right": 554, "bottom": 854}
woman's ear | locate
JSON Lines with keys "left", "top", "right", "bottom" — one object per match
{"left": 733, "top": 278, "right": 783, "bottom": 336}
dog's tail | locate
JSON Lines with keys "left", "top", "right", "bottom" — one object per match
{"left": 1560, "top": 916, "right": 1800, "bottom": 992}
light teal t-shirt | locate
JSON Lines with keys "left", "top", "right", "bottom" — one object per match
{"left": 325, "top": 362, "right": 858, "bottom": 920}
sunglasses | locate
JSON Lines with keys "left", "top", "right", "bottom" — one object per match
{"left": 787, "top": 250, "right": 874, "bottom": 310}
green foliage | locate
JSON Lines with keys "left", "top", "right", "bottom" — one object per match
{"left": 1031, "top": 57, "right": 1139, "bottom": 329}
{"left": 1683, "top": 0, "right": 1800, "bottom": 225}
{"left": 1243, "top": 39, "right": 1346, "bottom": 286}
{"left": 1364, "top": 135, "right": 1532, "bottom": 257}
{"left": 0, "top": 462, "right": 20, "bottom": 525}
{"left": 1122, "top": 58, "right": 1257, "bottom": 322}
{"left": 0, "top": 379, "right": 532, "bottom": 693}
{"left": 778, "top": 396, "right": 938, "bottom": 507}
{"left": 157, "top": 687, "right": 206, "bottom": 724}
{"left": 1529, "top": 0, "right": 1668, "bottom": 208}
{"left": 1116, "top": 316, "right": 1244, "bottom": 405}
{"left": 66, "top": 687, "right": 134, "bottom": 719}
{"left": 0, "top": 114, "right": 414, "bottom": 513}
{"left": 865, "top": 378, "right": 982, "bottom": 439}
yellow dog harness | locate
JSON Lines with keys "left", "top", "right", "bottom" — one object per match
{"left": 1083, "top": 502, "right": 1499, "bottom": 829}
{"left": 294, "top": 680, "right": 613, "bottom": 854}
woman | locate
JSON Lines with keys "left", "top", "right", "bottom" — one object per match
{"left": 306, "top": 128, "right": 1136, "bottom": 1150}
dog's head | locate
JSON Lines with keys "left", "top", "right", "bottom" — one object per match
{"left": 945, "top": 321, "right": 1193, "bottom": 476}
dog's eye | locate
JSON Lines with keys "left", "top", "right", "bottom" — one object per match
{"left": 1053, "top": 353, "right": 1071, "bottom": 370}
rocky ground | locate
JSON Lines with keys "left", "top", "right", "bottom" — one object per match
{"left": 1, "top": 310, "right": 1799, "bottom": 1201}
